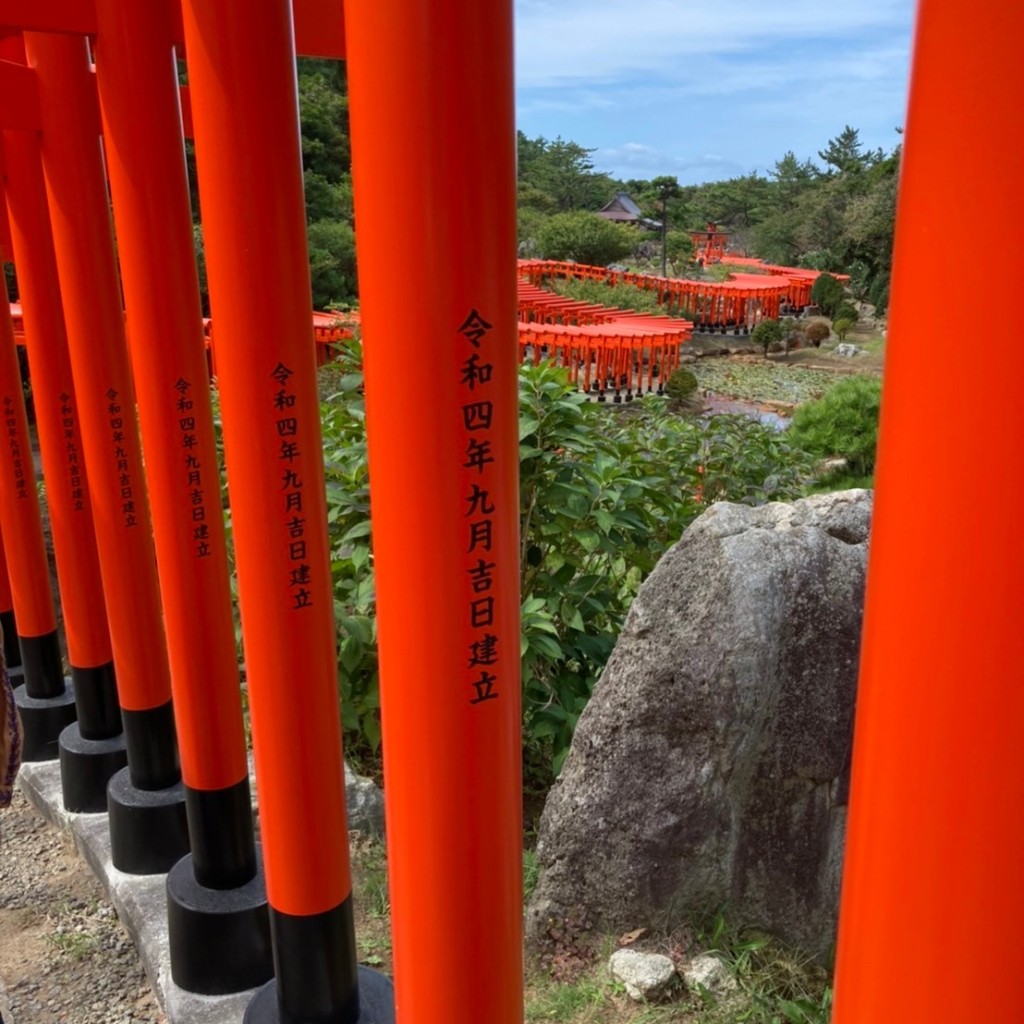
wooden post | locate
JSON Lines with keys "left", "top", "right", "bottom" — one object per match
{"left": 345, "top": 0, "right": 524, "bottom": 1020}
{"left": 23, "top": 30, "right": 187, "bottom": 873}
{"left": 832, "top": 2, "right": 1024, "bottom": 1021}
{"left": 178, "top": 3, "right": 393, "bottom": 1020}
{"left": 90, "top": 0, "right": 270, "bottom": 993}
{"left": 1, "top": 35, "right": 124, "bottom": 806}
{"left": 0, "top": 276, "right": 76, "bottom": 760}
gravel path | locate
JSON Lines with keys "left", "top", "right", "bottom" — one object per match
{"left": 0, "top": 789, "right": 164, "bottom": 1024}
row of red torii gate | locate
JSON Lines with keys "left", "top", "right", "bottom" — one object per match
{"left": 0, "top": 2, "right": 1022, "bottom": 1024}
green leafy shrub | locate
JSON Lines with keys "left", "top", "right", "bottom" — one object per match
{"left": 809, "top": 273, "right": 845, "bottom": 318}
{"left": 788, "top": 375, "right": 882, "bottom": 478}
{"left": 866, "top": 278, "right": 889, "bottom": 316}
{"left": 664, "top": 368, "right": 698, "bottom": 401}
{"left": 549, "top": 277, "right": 666, "bottom": 316}
{"left": 832, "top": 317, "right": 855, "bottom": 341}
{"left": 834, "top": 301, "right": 859, "bottom": 324}
{"left": 535, "top": 211, "right": 636, "bottom": 266}
{"left": 752, "top": 318, "right": 784, "bottom": 357}
{"left": 217, "top": 356, "right": 812, "bottom": 787}
{"left": 663, "top": 229, "right": 696, "bottom": 267}
{"left": 805, "top": 321, "right": 831, "bottom": 347}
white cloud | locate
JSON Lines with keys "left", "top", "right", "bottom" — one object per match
{"left": 593, "top": 142, "right": 745, "bottom": 180}
{"left": 513, "top": 1, "right": 915, "bottom": 182}
{"left": 514, "top": 0, "right": 914, "bottom": 89}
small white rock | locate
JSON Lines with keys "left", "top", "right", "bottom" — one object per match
{"left": 681, "top": 953, "right": 738, "bottom": 1001}
{"left": 609, "top": 948, "right": 676, "bottom": 1002}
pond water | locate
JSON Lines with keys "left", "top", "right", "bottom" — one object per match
{"left": 701, "top": 393, "right": 790, "bottom": 431}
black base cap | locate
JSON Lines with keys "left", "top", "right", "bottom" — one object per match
{"left": 58, "top": 722, "right": 128, "bottom": 813}
{"left": 107, "top": 767, "right": 190, "bottom": 875}
{"left": 13, "top": 680, "right": 78, "bottom": 762}
{"left": 167, "top": 849, "right": 272, "bottom": 995}
{"left": 244, "top": 968, "right": 396, "bottom": 1024}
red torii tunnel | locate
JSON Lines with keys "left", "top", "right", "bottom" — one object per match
{"left": 520, "top": 257, "right": 854, "bottom": 329}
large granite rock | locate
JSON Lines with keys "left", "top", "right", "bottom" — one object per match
{"left": 527, "top": 490, "right": 871, "bottom": 955}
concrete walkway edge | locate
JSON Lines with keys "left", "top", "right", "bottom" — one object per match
{"left": 17, "top": 761, "right": 254, "bottom": 1024}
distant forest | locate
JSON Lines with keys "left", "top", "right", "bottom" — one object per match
{"left": 516, "top": 126, "right": 899, "bottom": 314}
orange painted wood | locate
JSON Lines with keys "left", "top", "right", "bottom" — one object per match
{"left": 346, "top": 0, "right": 524, "bottom": 1020}
{"left": 180, "top": 0, "right": 352, "bottom": 915}
{"left": 2, "top": 63, "right": 112, "bottom": 669}
{"left": 0, "top": 278, "right": 58, "bottom": 638}
{"left": 24, "top": 30, "right": 172, "bottom": 712}
{"left": 831, "top": 1, "right": 1024, "bottom": 1021}
{"left": 93, "top": 0, "right": 247, "bottom": 791}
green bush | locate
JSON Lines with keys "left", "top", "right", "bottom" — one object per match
{"left": 517, "top": 366, "right": 810, "bottom": 783}
{"left": 550, "top": 277, "right": 664, "bottom": 316}
{"left": 752, "top": 318, "right": 784, "bottom": 356}
{"left": 834, "top": 301, "right": 859, "bottom": 324}
{"left": 805, "top": 321, "right": 830, "bottom": 347}
{"left": 536, "top": 211, "right": 637, "bottom": 266}
{"left": 810, "top": 273, "right": 845, "bottom": 318}
{"left": 866, "top": 278, "right": 889, "bottom": 316}
{"left": 788, "top": 375, "right": 882, "bottom": 478}
{"left": 664, "top": 368, "right": 698, "bottom": 401}
{"left": 216, "top": 357, "right": 813, "bottom": 788}
{"left": 663, "top": 229, "right": 696, "bottom": 267}
{"left": 832, "top": 317, "right": 855, "bottom": 341}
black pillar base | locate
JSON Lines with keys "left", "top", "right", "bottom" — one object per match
{"left": 13, "top": 679, "right": 78, "bottom": 761}
{"left": 1, "top": 608, "right": 21, "bottom": 668}
{"left": 58, "top": 722, "right": 128, "bottom": 812}
{"left": 107, "top": 767, "right": 190, "bottom": 875}
{"left": 167, "top": 848, "right": 272, "bottom": 995}
{"left": 244, "top": 968, "right": 395, "bottom": 1024}
{"left": 70, "top": 661, "right": 122, "bottom": 739}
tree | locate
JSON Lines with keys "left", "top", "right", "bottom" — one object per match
{"left": 303, "top": 170, "right": 354, "bottom": 223}
{"left": 3, "top": 262, "right": 16, "bottom": 302}
{"left": 307, "top": 220, "right": 357, "bottom": 308}
{"left": 517, "top": 134, "right": 615, "bottom": 212}
{"left": 663, "top": 229, "right": 696, "bottom": 269}
{"left": 298, "top": 60, "right": 350, "bottom": 179}
{"left": 517, "top": 207, "right": 549, "bottom": 257}
{"left": 819, "top": 125, "right": 866, "bottom": 176}
{"left": 810, "top": 273, "right": 846, "bottom": 318}
{"left": 535, "top": 212, "right": 636, "bottom": 266}
{"left": 752, "top": 318, "right": 784, "bottom": 357}
{"left": 650, "top": 175, "right": 683, "bottom": 276}
{"left": 770, "top": 151, "right": 818, "bottom": 211}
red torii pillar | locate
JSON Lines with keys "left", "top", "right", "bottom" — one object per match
{"left": 832, "top": 2, "right": 1024, "bottom": 1021}
{"left": 346, "top": 1, "right": 523, "bottom": 1022}
{"left": 0, "top": 179, "right": 22, "bottom": 679}
{"left": 0, "top": 274, "right": 77, "bottom": 761}
{"left": 178, "top": 2, "right": 392, "bottom": 1021}
{"left": 1, "top": 39, "right": 125, "bottom": 808}
{"left": 90, "top": 0, "right": 271, "bottom": 994}
{"left": 23, "top": 30, "right": 188, "bottom": 873}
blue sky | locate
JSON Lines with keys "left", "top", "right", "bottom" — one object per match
{"left": 514, "top": 0, "right": 918, "bottom": 185}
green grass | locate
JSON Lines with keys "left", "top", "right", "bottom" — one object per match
{"left": 46, "top": 929, "right": 98, "bottom": 961}
{"left": 526, "top": 976, "right": 609, "bottom": 1022}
